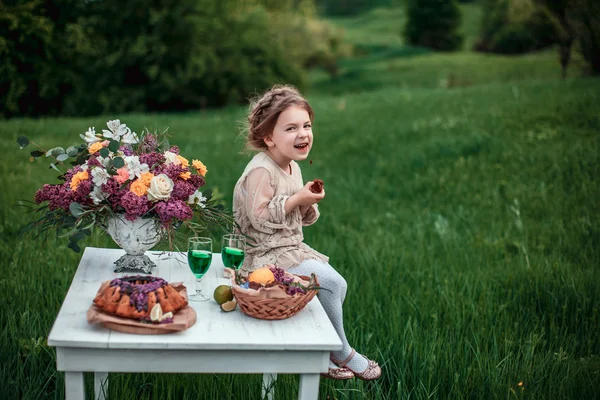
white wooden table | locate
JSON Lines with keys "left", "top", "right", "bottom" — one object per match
{"left": 48, "top": 247, "right": 342, "bottom": 400}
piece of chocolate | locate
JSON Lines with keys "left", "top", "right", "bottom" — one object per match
{"left": 310, "top": 179, "right": 324, "bottom": 193}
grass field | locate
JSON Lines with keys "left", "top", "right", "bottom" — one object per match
{"left": 1, "top": 4, "right": 599, "bottom": 400}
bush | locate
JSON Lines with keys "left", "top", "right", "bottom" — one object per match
{"left": 0, "top": 0, "right": 93, "bottom": 118}
{"left": 403, "top": 0, "right": 464, "bottom": 51}
{"left": 315, "top": 0, "right": 399, "bottom": 16}
{"left": 568, "top": 0, "right": 600, "bottom": 75}
{"left": 474, "top": 0, "right": 558, "bottom": 54}
{"left": 0, "top": 0, "right": 345, "bottom": 117}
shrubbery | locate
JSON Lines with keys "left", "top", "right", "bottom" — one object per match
{"left": 0, "top": 0, "right": 346, "bottom": 118}
{"left": 403, "top": 0, "right": 464, "bottom": 51}
{"left": 474, "top": 0, "right": 558, "bottom": 54}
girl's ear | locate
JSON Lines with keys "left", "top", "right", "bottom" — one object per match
{"left": 263, "top": 136, "right": 274, "bottom": 148}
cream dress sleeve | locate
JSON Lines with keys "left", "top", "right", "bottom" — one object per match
{"left": 244, "top": 167, "right": 295, "bottom": 233}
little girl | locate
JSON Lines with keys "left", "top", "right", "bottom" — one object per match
{"left": 232, "top": 85, "right": 381, "bottom": 381}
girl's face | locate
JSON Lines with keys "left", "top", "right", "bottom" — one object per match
{"left": 264, "top": 105, "right": 313, "bottom": 167}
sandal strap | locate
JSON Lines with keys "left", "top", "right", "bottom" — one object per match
{"left": 331, "top": 348, "right": 356, "bottom": 368}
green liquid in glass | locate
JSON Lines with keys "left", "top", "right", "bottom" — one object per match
{"left": 188, "top": 250, "right": 212, "bottom": 278}
{"left": 221, "top": 246, "right": 245, "bottom": 269}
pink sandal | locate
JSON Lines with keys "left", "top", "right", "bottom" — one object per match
{"left": 330, "top": 349, "right": 382, "bottom": 381}
{"left": 320, "top": 366, "right": 355, "bottom": 380}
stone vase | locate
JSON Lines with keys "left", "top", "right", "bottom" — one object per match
{"left": 106, "top": 215, "right": 163, "bottom": 274}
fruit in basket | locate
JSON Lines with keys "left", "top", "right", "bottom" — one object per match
{"left": 213, "top": 285, "right": 234, "bottom": 305}
{"left": 221, "top": 300, "right": 237, "bottom": 312}
{"left": 248, "top": 267, "right": 275, "bottom": 285}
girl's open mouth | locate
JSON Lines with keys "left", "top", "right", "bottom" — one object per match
{"left": 294, "top": 143, "right": 309, "bottom": 149}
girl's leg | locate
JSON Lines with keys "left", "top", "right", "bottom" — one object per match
{"left": 288, "top": 260, "right": 369, "bottom": 373}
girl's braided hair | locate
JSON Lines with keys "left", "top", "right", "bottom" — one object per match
{"left": 246, "top": 84, "right": 314, "bottom": 151}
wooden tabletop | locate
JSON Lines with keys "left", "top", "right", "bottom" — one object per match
{"left": 48, "top": 247, "right": 343, "bottom": 352}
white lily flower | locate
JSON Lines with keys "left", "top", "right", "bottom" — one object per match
{"left": 106, "top": 119, "right": 121, "bottom": 133}
{"left": 188, "top": 190, "right": 207, "bottom": 208}
{"left": 90, "top": 186, "right": 107, "bottom": 205}
{"left": 91, "top": 167, "right": 110, "bottom": 186}
{"left": 102, "top": 120, "right": 131, "bottom": 141}
{"left": 96, "top": 155, "right": 111, "bottom": 168}
{"left": 121, "top": 128, "right": 139, "bottom": 144}
{"left": 124, "top": 156, "right": 149, "bottom": 179}
{"left": 80, "top": 127, "right": 100, "bottom": 144}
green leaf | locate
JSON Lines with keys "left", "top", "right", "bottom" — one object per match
{"left": 161, "top": 138, "right": 170, "bottom": 151}
{"left": 99, "top": 148, "right": 109, "bottom": 158}
{"left": 56, "top": 154, "right": 69, "bottom": 162}
{"left": 107, "top": 168, "right": 118, "bottom": 176}
{"left": 112, "top": 157, "right": 124, "bottom": 168}
{"left": 46, "top": 147, "right": 65, "bottom": 158}
{"left": 67, "top": 241, "right": 81, "bottom": 253}
{"left": 66, "top": 146, "right": 79, "bottom": 157}
{"left": 17, "top": 136, "right": 30, "bottom": 149}
{"left": 72, "top": 231, "right": 85, "bottom": 242}
{"left": 69, "top": 202, "right": 84, "bottom": 217}
{"left": 30, "top": 150, "right": 45, "bottom": 158}
{"left": 108, "top": 140, "right": 120, "bottom": 152}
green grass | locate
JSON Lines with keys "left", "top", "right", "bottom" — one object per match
{"left": 327, "top": 3, "right": 482, "bottom": 51}
{"left": 1, "top": 76, "right": 599, "bottom": 399}
{"left": 312, "top": 3, "right": 585, "bottom": 97}
{"left": 1, "top": 3, "right": 599, "bottom": 399}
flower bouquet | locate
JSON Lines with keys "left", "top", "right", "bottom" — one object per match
{"left": 19, "top": 119, "right": 231, "bottom": 273}
{"left": 230, "top": 265, "right": 320, "bottom": 320}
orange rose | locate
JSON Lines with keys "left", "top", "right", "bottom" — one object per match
{"left": 130, "top": 179, "right": 148, "bottom": 196}
{"left": 70, "top": 170, "right": 89, "bottom": 191}
{"left": 114, "top": 167, "right": 130, "bottom": 184}
{"left": 179, "top": 171, "right": 191, "bottom": 180}
{"left": 192, "top": 159, "right": 207, "bottom": 177}
{"left": 140, "top": 172, "right": 154, "bottom": 186}
{"left": 88, "top": 142, "right": 104, "bottom": 154}
{"left": 176, "top": 155, "right": 189, "bottom": 167}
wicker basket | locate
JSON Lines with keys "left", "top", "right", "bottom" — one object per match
{"left": 231, "top": 275, "right": 319, "bottom": 320}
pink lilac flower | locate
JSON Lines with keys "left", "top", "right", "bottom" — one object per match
{"left": 102, "top": 179, "right": 127, "bottom": 209}
{"left": 155, "top": 199, "right": 193, "bottom": 223}
{"left": 171, "top": 180, "right": 196, "bottom": 200}
{"left": 188, "top": 175, "right": 206, "bottom": 189}
{"left": 72, "top": 179, "right": 93, "bottom": 205}
{"left": 35, "top": 183, "right": 73, "bottom": 210}
{"left": 119, "top": 146, "right": 134, "bottom": 156}
{"left": 155, "top": 164, "right": 185, "bottom": 181}
{"left": 168, "top": 146, "right": 180, "bottom": 155}
{"left": 87, "top": 156, "right": 103, "bottom": 168}
{"left": 139, "top": 152, "right": 165, "bottom": 168}
{"left": 139, "top": 134, "right": 158, "bottom": 154}
{"left": 120, "top": 191, "right": 150, "bottom": 221}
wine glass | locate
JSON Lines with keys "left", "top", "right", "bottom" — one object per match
{"left": 221, "top": 234, "right": 246, "bottom": 270}
{"left": 187, "top": 237, "right": 212, "bottom": 302}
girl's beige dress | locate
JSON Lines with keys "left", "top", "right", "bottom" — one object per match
{"left": 233, "top": 152, "right": 328, "bottom": 272}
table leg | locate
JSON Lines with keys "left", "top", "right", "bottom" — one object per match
{"left": 298, "top": 373, "right": 320, "bottom": 400}
{"left": 94, "top": 372, "right": 109, "bottom": 400}
{"left": 262, "top": 373, "right": 277, "bottom": 400}
{"left": 65, "top": 371, "right": 85, "bottom": 400}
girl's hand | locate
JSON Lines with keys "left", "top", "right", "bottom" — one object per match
{"left": 285, "top": 181, "right": 325, "bottom": 214}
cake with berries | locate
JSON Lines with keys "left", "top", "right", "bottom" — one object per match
{"left": 310, "top": 179, "right": 324, "bottom": 193}
{"left": 93, "top": 275, "right": 188, "bottom": 320}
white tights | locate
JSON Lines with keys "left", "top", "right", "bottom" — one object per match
{"left": 288, "top": 260, "right": 368, "bottom": 372}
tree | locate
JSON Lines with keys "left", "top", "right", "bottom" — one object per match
{"left": 403, "top": 0, "right": 464, "bottom": 51}
{"left": 536, "top": 0, "right": 600, "bottom": 77}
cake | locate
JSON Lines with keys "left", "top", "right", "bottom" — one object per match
{"left": 310, "top": 179, "right": 324, "bottom": 193}
{"left": 93, "top": 275, "right": 188, "bottom": 320}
